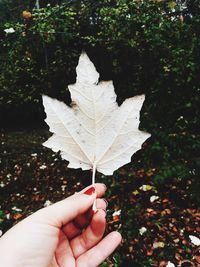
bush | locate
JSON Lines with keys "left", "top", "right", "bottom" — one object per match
{"left": 0, "top": 1, "right": 199, "bottom": 129}
{"left": 0, "top": 0, "right": 199, "bottom": 201}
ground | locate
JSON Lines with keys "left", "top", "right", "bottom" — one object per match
{"left": 0, "top": 129, "right": 200, "bottom": 267}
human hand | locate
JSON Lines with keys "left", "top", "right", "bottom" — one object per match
{"left": 0, "top": 183, "right": 121, "bottom": 267}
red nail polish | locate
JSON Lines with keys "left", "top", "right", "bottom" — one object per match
{"left": 84, "top": 186, "right": 95, "bottom": 195}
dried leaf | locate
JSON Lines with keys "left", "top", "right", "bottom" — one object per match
{"left": 150, "top": 195, "right": 159, "bottom": 202}
{"left": 139, "top": 227, "right": 147, "bottom": 235}
{"left": 189, "top": 235, "right": 200, "bottom": 246}
{"left": 193, "top": 255, "right": 200, "bottom": 264}
{"left": 153, "top": 241, "right": 165, "bottom": 249}
{"left": 13, "top": 213, "right": 23, "bottom": 220}
{"left": 166, "top": 262, "right": 175, "bottom": 267}
{"left": 159, "top": 261, "right": 167, "bottom": 267}
{"left": 140, "top": 184, "right": 154, "bottom": 191}
{"left": 42, "top": 53, "right": 150, "bottom": 178}
{"left": 146, "top": 248, "right": 153, "bottom": 256}
{"left": 132, "top": 190, "right": 140, "bottom": 196}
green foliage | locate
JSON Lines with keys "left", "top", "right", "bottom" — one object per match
{"left": 0, "top": 1, "right": 199, "bottom": 129}
{"left": 0, "top": 0, "right": 199, "bottom": 201}
{"left": 0, "top": 210, "right": 5, "bottom": 224}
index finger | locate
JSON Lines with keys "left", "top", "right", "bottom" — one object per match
{"left": 78, "top": 183, "right": 107, "bottom": 198}
{"left": 32, "top": 184, "right": 107, "bottom": 227}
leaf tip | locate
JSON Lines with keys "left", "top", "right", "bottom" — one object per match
{"left": 76, "top": 52, "right": 99, "bottom": 85}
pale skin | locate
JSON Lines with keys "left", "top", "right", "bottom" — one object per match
{"left": 0, "top": 183, "right": 122, "bottom": 267}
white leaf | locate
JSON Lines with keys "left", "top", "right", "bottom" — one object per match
{"left": 150, "top": 195, "right": 159, "bottom": 202}
{"left": 112, "top": 210, "right": 121, "bottom": 217}
{"left": 11, "top": 206, "right": 22, "bottom": 212}
{"left": 39, "top": 164, "right": 47, "bottom": 170}
{"left": 153, "top": 241, "right": 165, "bottom": 249}
{"left": 0, "top": 182, "right": 5, "bottom": 188}
{"left": 4, "top": 27, "right": 15, "bottom": 33}
{"left": 6, "top": 214, "right": 10, "bottom": 220}
{"left": 189, "top": 235, "right": 200, "bottom": 246}
{"left": 43, "top": 52, "right": 151, "bottom": 176}
{"left": 140, "top": 184, "right": 154, "bottom": 191}
{"left": 44, "top": 200, "right": 52, "bottom": 207}
{"left": 139, "top": 227, "right": 147, "bottom": 235}
{"left": 166, "top": 261, "right": 175, "bottom": 267}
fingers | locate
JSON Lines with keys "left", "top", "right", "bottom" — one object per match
{"left": 61, "top": 222, "right": 81, "bottom": 241}
{"left": 33, "top": 184, "right": 106, "bottom": 227}
{"left": 55, "top": 231, "right": 75, "bottom": 267}
{"left": 78, "top": 183, "right": 106, "bottom": 198}
{"left": 76, "top": 231, "right": 122, "bottom": 267}
{"left": 62, "top": 198, "right": 108, "bottom": 240}
{"left": 73, "top": 198, "right": 108, "bottom": 229}
{"left": 70, "top": 209, "right": 106, "bottom": 258}
{"left": 34, "top": 187, "right": 94, "bottom": 227}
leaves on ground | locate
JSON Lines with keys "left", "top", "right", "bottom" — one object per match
{"left": 0, "top": 130, "right": 200, "bottom": 267}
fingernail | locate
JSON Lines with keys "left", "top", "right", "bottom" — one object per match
{"left": 84, "top": 186, "right": 95, "bottom": 195}
{"left": 103, "top": 198, "right": 108, "bottom": 207}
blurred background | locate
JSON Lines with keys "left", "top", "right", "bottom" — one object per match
{"left": 0, "top": 1, "right": 200, "bottom": 266}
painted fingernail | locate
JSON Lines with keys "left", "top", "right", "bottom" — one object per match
{"left": 84, "top": 186, "right": 95, "bottom": 195}
{"left": 103, "top": 198, "right": 108, "bottom": 207}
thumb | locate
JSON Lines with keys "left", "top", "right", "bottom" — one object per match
{"left": 32, "top": 186, "right": 96, "bottom": 227}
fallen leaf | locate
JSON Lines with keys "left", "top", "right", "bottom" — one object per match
{"left": 132, "top": 190, "right": 140, "bottom": 195}
{"left": 140, "top": 184, "right": 155, "bottom": 191}
{"left": 146, "top": 248, "right": 153, "bottom": 256}
{"left": 174, "top": 238, "right": 180, "bottom": 243}
{"left": 159, "top": 261, "right": 167, "bottom": 267}
{"left": 112, "top": 216, "right": 120, "bottom": 222}
{"left": 193, "top": 255, "right": 200, "bottom": 264}
{"left": 150, "top": 195, "right": 159, "bottom": 202}
{"left": 162, "top": 198, "right": 169, "bottom": 203}
{"left": 153, "top": 241, "right": 165, "bottom": 249}
{"left": 166, "top": 261, "right": 175, "bottom": 267}
{"left": 13, "top": 213, "right": 23, "bottom": 220}
{"left": 172, "top": 226, "right": 178, "bottom": 232}
{"left": 44, "top": 200, "right": 52, "bottom": 207}
{"left": 139, "top": 227, "right": 147, "bottom": 235}
{"left": 161, "top": 209, "right": 171, "bottom": 216}
{"left": 112, "top": 210, "right": 121, "bottom": 217}
{"left": 189, "top": 235, "right": 200, "bottom": 246}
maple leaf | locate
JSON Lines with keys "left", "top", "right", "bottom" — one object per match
{"left": 42, "top": 52, "right": 150, "bottom": 184}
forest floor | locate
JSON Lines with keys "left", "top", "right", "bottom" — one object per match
{"left": 0, "top": 129, "right": 200, "bottom": 267}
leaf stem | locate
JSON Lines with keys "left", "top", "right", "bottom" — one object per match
{"left": 92, "top": 163, "right": 96, "bottom": 185}
{"left": 92, "top": 163, "right": 97, "bottom": 212}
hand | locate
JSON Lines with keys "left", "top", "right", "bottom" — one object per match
{"left": 0, "top": 183, "right": 121, "bottom": 267}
